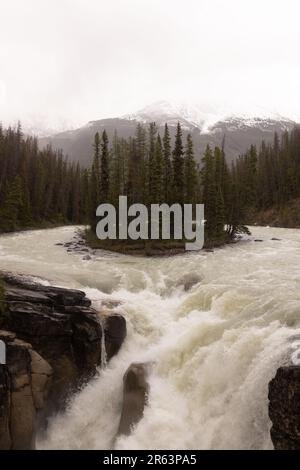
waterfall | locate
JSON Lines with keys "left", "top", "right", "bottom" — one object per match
{"left": 100, "top": 317, "right": 108, "bottom": 369}
{"left": 1, "top": 225, "right": 300, "bottom": 449}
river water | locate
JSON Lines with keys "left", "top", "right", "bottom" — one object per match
{"left": 0, "top": 225, "right": 299, "bottom": 450}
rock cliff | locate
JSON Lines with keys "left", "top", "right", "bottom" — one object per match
{"left": 0, "top": 272, "right": 126, "bottom": 449}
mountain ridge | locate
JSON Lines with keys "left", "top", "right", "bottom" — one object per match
{"left": 38, "top": 101, "right": 297, "bottom": 166}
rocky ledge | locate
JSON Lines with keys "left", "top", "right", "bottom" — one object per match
{"left": 0, "top": 272, "right": 126, "bottom": 450}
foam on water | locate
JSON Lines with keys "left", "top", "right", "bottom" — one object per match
{"left": 0, "top": 225, "right": 300, "bottom": 449}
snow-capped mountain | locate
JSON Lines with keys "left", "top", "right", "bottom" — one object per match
{"left": 39, "top": 101, "right": 297, "bottom": 166}
{"left": 125, "top": 100, "right": 294, "bottom": 133}
{"left": 124, "top": 100, "right": 213, "bottom": 130}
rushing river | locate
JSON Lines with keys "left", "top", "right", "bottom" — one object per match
{"left": 0, "top": 225, "right": 300, "bottom": 450}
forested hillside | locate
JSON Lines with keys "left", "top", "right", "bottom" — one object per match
{"left": 0, "top": 124, "right": 90, "bottom": 232}
{"left": 39, "top": 113, "right": 295, "bottom": 167}
{"left": 234, "top": 126, "right": 300, "bottom": 226}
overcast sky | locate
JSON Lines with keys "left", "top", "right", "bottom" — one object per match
{"left": 1, "top": 0, "right": 300, "bottom": 131}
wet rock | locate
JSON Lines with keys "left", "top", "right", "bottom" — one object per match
{"left": 0, "top": 273, "right": 127, "bottom": 448}
{"left": 5, "top": 301, "right": 73, "bottom": 338}
{"left": 0, "top": 338, "right": 53, "bottom": 450}
{"left": 30, "top": 350, "right": 53, "bottom": 410}
{"left": 117, "top": 363, "right": 149, "bottom": 437}
{"left": 271, "top": 237, "right": 281, "bottom": 241}
{"left": 269, "top": 366, "right": 300, "bottom": 449}
{"left": 63, "top": 305, "right": 96, "bottom": 315}
{"left": 254, "top": 239, "right": 263, "bottom": 242}
{"left": 5, "top": 288, "right": 53, "bottom": 306}
{"left": 7, "top": 342, "right": 36, "bottom": 450}
{"left": 43, "top": 286, "right": 90, "bottom": 307}
{"left": 2, "top": 273, "right": 91, "bottom": 309}
{"left": 104, "top": 314, "right": 127, "bottom": 361}
{"left": 55, "top": 243, "right": 63, "bottom": 246}
{"left": 2, "top": 291, "right": 116, "bottom": 403}
{"left": 71, "top": 311, "right": 102, "bottom": 377}
{"left": 82, "top": 255, "right": 92, "bottom": 260}
{"left": 3, "top": 300, "right": 97, "bottom": 407}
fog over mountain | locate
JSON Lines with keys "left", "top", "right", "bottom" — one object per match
{"left": 39, "top": 100, "right": 296, "bottom": 165}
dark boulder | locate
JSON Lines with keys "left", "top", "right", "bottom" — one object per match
{"left": 71, "top": 311, "right": 102, "bottom": 377}
{"left": 117, "top": 363, "right": 149, "bottom": 437}
{"left": 269, "top": 366, "right": 300, "bottom": 449}
{"left": 104, "top": 314, "right": 127, "bottom": 361}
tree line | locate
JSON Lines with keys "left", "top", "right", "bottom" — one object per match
{"left": 0, "top": 123, "right": 90, "bottom": 232}
{"left": 231, "top": 126, "right": 300, "bottom": 223}
{"left": 2, "top": 121, "right": 299, "bottom": 243}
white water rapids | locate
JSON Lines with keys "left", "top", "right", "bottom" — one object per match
{"left": 1, "top": 225, "right": 300, "bottom": 450}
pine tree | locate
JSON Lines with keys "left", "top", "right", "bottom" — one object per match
{"left": 172, "top": 122, "right": 184, "bottom": 205}
{"left": 100, "top": 130, "right": 110, "bottom": 202}
{"left": 213, "top": 147, "right": 225, "bottom": 238}
{"left": 153, "top": 134, "right": 163, "bottom": 203}
{"left": 81, "top": 168, "right": 91, "bottom": 223}
{"left": 135, "top": 123, "right": 147, "bottom": 203}
{"left": 246, "top": 144, "right": 258, "bottom": 208}
{"left": 110, "top": 131, "right": 121, "bottom": 205}
{"left": 148, "top": 122, "right": 157, "bottom": 203}
{"left": 0, "top": 176, "right": 23, "bottom": 232}
{"left": 90, "top": 132, "right": 101, "bottom": 229}
{"left": 201, "top": 145, "right": 216, "bottom": 239}
{"left": 162, "top": 124, "right": 172, "bottom": 204}
{"left": 184, "top": 134, "right": 198, "bottom": 204}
